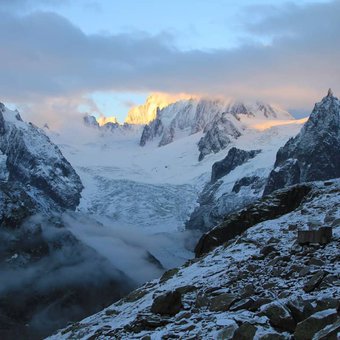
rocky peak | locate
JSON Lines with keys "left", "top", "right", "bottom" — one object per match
{"left": 0, "top": 105, "right": 83, "bottom": 226}
{"left": 264, "top": 90, "right": 340, "bottom": 195}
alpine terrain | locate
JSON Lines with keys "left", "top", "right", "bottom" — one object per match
{"left": 23, "top": 90, "right": 338, "bottom": 339}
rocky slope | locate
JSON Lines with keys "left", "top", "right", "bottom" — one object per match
{"left": 140, "top": 99, "right": 292, "bottom": 160}
{"left": 264, "top": 89, "right": 340, "bottom": 195}
{"left": 0, "top": 103, "right": 83, "bottom": 227}
{"left": 50, "top": 179, "right": 340, "bottom": 340}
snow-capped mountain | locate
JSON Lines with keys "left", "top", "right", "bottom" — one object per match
{"left": 140, "top": 98, "right": 293, "bottom": 160}
{"left": 125, "top": 93, "right": 193, "bottom": 125}
{"left": 2, "top": 90, "right": 340, "bottom": 339}
{"left": 264, "top": 89, "right": 340, "bottom": 195}
{"left": 0, "top": 103, "right": 83, "bottom": 226}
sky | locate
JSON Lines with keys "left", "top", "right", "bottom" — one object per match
{"left": 0, "top": 0, "right": 339, "bottom": 124}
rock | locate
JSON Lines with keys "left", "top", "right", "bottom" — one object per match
{"left": 210, "top": 148, "right": 261, "bottom": 183}
{"left": 264, "top": 90, "right": 340, "bottom": 195}
{"left": 315, "top": 298, "right": 340, "bottom": 312}
{"left": 303, "top": 270, "right": 327, "bottom": 292}
{"left": 260, "top": 245, "right": 277, "bottom": 257}
{"left": 232, "top": 322, "right": 257, "bottom": 340}
{"left": 294, "top": 309, "right": 338, "bottom": 340}
{"left": 261, "top": 302, "right": 296, "bottom": 332}
{"left": 209, "top": 293, "right": 238, "bottom": 312}
{"left": 331, "top": 218, "right": 340, "bottom": 228}
{"left": 287, "top": 297, "right": 314, "bottom": 322}
{"left": 232, "top": 176, "right": 262, "bottom": 194}
{"left": 216, "top": 322, "right": 238, "bottom": 339}
{"left": 298, "top": 227, "right": 332, "bottom": 245}
{"left": 309, "top": 257, "right": 325, "bottom": 266}
{"left": 313, "top": 318, "right": 340, "bottom": 340}
{"left": 299, "top": 266, "right": 310, "bottom": 277}
{"left": 160, "top": 268, "right": 179, "bottom": 283}
{"left": 259, "top": 332, "right": 287, "bottom": 339}
{"left": 198, "top": 117, "right": 241, "bottom": 161}
{"left": 151, "top": 291, "right": 183, "bottom": 316}
{"left": 195, "top": 184, "right": 311, "bottom": 256}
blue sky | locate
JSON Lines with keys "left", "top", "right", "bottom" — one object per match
{"left": 0, "top": 0, "right": 338, "bottom": 123}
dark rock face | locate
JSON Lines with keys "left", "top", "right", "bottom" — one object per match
{"left": 0, "top": 105, "right": 83, "bottom": 227}
{"left": 264, "top": 89, "right": 340, "bottom": 195}
{"left": 195, "top": 184, "right": 311, "bottom": 257}
{"left": 198, "top": 117, "right": 241, "bottom": 161}
{"left": 211, "top": 148, "right": 261, "bottom": 183}
{"left": 83, "top": 115, "right": 99, "bottom": 128}
{"left": 232, "top": 176, "right": 261, "bottom": 193}
{"left": 140, "top": 118, "right": 163, "bottom": 146}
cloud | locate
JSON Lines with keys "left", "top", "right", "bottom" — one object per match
{"left": 0, "top": 0, "right": 339, "bottom": 118}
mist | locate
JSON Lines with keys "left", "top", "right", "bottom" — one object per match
{"left": 0, "top": 212, "right": 198, "bottom": 339}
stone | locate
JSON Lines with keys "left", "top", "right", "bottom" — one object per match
{"left": 232, "top": 322, "right": 257, "bottom": 340}
{"left": 216, "top": 322, "right": 238, "bottom": 339}
{"left": 303, "top": 270, "right": 327, "bottom": 292}
{"left": 287, "top": 297, "right": 314, "bottom": 323}
{"left": 211, "top": 148, "right": 261, "bottom": 183}
{"left": 261, "top": 302, "right": 296, "bottom": 332}
{"left": 309, "top": 257, "right": 325, "bottom": 266}
{"left": 294, "top": 309, "right": 338, "bottom": 340}
{"left": 209, "top": 293, "right": 238, "bottom": 312}
{"left": 260, "top": 333, "right": 287, "bottom": 340}
{"left": 261, "top": 245, "right": 277, "bottom": 257}
{"left": 313, "top": 318, "right": 340, "bottom": 340}
{"left": 151, "top": 291, "right": 183, "bottom": 316}
{"left": 315, "top": 298, "right": 340, "bottom": 312}
{"left": 160, "top": 268, "right": 179, "bottom": 283}
{"left": 298, "top": 227, "right": 332, "bottom": 245}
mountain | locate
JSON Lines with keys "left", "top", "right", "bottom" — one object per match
{"left": 50, "top": 179, "right": 340, "bottom": 340}
{"left": 140, "top": 98, "right": 292, "bottom": 160}
{"left": 0, "top": 103, "right": 83, "bottom": 226}
{"left": 125, "top": 93, "right": 193, "bottom": 125}
{"left": 264, "top": 89, "right": 340, "bottom": 195}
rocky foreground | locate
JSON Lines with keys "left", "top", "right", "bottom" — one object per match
{"left": 50, "top": 179, "right": 340, "bottom": 339}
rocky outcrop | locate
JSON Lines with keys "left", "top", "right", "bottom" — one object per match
{"left": 211, "top": 148, "right": 261, "bottom": 183}
{"left": 198, "top": 117, "right": 241, "bottom": 161}
{"left": 264, "top": 89, "right": 340, "bottom": 195}
{"left": 0, "top": 104, "right": 83, "bottom": 226}
{"left": 83, "top": 114, "right": 99, "bottom": 128}
{"left": 195, "top": 183, "right": 312, "bottom": 257}
{"left": 140, "top": 117, "right": 164, "bottom": 146}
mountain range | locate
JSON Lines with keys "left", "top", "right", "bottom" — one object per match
{"left": 0, "top": 90, "right": 339, "bottom": 339}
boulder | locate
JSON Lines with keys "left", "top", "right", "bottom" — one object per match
{"left": 303, "top": 270, "right": 327, "bottom": 292}
{"left": 209, "top": 293, "right": 238, "bottom": 312}
{"left": 151, "top": 291, "right": 183, "bottom": 316}
{"left": 261, "top": 302, "right": 296, "bottom": 332}
{"left": 232, "top": 322, "right": 257, "bottom": 340}
{"left": 294, "top": 309, "right": 338, "bottom": 340}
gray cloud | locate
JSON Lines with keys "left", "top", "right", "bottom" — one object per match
{"left": 0, "top": 1, "right": 339, "bottom": 116}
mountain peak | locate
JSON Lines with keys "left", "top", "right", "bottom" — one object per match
{"left": 327, "top": 88, "right": 333, "bottom": 97}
